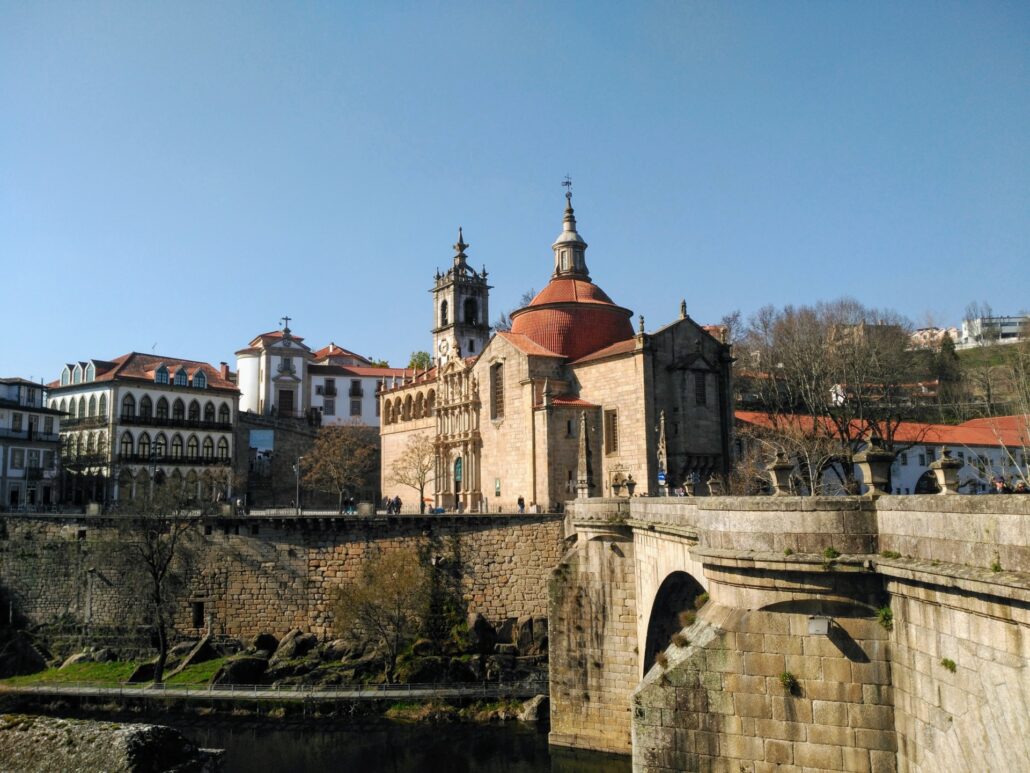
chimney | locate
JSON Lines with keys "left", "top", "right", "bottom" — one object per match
{"left": 220, "top": 362, "right": 230, "bottom": 379}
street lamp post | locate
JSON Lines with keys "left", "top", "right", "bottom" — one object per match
{"left": 293, "top": 456, "right": 305, "bottom": 515}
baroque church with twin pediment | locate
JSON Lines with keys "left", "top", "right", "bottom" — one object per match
{"left": 380, "top": 191, "right": 734, "bottom": 512}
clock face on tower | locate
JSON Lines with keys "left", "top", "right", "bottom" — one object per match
{"left": 438, "top": 339, "right": 450, "bottom": 356}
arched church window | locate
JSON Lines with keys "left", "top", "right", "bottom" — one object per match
{"left": 464, "top": 298, "right": 478, "bottom": 325}
{"left": 99, "top": 394, "right": 107, "bottom": 417}
{"left": 173, "top": 399, "right": 185, "bottom": 421}
{"left": 121, "top": 393, "right": 135, "bottom": 419}
{"left": 218, "top": 404, "right": 230, "bottom": 424}
{"left": 120, "top": 432, "right": 134, "bottom": 458}
{"left": 139, "top": 395, "right": 152, "bottom": 419}
{"left": 440, "top": 300, "right": 449, "bottom": 327}
{"left": 157, "top": 397, "right": 169, "bottom": 419}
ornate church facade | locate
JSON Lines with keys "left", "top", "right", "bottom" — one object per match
{"left": 380, "top": 194, "right": 734, "bottom": 512}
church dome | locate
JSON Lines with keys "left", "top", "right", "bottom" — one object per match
{"left": 509, "top": 195, "right": 634, "bottom": 361}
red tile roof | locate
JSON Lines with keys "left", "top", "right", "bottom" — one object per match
{"left": 527, "top": 279, "right": 618, "bottom": 306}
{"left": 311, "top": 343, "right": 371, "bottom": 364}
{"left": 570, "top": 338, "right": 638, "bottom": 365}
{"left": 495, "top": 332, "right": 564, "bottom": 358}
{"left": 509, "top": 276, "right": 634, "bottom": 361}
{"left": 550, "top": 396, "right": 600, "bottom": 408}
{"left": 49, "top": 353, "right": 238, "bottom": 392}
{"left": 736, "top": 411, "right": 1028, "bottom": 448}
{"left": 309, "top": 364, "right": 415, "bottom": 378}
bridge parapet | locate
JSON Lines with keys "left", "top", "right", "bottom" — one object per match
{"left": 633, "top": 495, "right": 878, "bottom": 556}
{"left": 876, "top": 494, "right": 1030, "bottom": 572}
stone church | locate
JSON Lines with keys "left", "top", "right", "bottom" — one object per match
{"left": 380, "top": 193, "right": 734, "bottom": 512}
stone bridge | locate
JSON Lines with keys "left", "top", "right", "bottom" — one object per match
{"left": 548, "top": 495, "right": 1030, "bottom": 772}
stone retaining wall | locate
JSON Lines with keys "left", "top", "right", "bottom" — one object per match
{"left": 0, "top": 514, "right": 564, "bottom": 640}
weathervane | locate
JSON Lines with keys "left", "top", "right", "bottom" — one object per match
{"left": 562, "top": 174, "right": 573, "bottom": 205}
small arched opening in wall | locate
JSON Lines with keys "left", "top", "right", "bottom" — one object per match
{"left": 643, "top": 570, "right": 706, "bottom": 673}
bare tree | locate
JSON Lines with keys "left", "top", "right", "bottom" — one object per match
{"left": 390, "top": 434, "right": 436, "bottom": 513}
{"left": 113, "top": 479, "right": 200, "bottom": 683}
{"left": 493, "top": 288, "right": 537, "bottom": 332}
{"left": 303, "top": 424, "right": 380, "bottom": 512}
{"left": 331, "top": 547, "right": 427, "bottom": 682}
{"left": 742, "top": 298, "right": 927, "bottom": 491}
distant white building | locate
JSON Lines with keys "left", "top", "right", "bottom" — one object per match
{"left": 235, "top": 321, "right": 413, "bottom": 428}
{"left": 737, "top": 411, "right": 1029, "bottom": 495}
{"left": 957, "top": 315, "right": 1028, "bottom": 349}
{"left": 0, "top": 377, "right": 61, "bottom": 510}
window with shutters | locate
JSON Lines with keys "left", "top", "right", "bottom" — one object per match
{"left": 604, "top": 409, "right": 619, "bottom": 454}
{"left": 490, "top": 363, "right": 504, "bottom": 420}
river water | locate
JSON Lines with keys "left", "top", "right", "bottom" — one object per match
{"left": 187, "top": 721, "right": 631, "bottom": 773}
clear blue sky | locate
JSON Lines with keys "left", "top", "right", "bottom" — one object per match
{"left": 2, "top": 2, "right": 1027, "bottom": 381}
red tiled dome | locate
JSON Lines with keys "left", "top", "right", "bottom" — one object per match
{"left": 510, "top": 278, "right": 633, "bottom": 361}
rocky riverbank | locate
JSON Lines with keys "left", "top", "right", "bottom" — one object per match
{"left": 0, "top": 713, "right": 222, "bottom": 772}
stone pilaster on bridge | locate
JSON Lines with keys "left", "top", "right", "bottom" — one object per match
{"left": 548, "top": 498, "right": 638, "bottom": 754}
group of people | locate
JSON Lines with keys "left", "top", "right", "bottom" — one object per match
{"left": 382, "top": 495, "right": 403, "bottom": 514}
{"left": 991, "top": 476, "right": 1029, "bottom": 494}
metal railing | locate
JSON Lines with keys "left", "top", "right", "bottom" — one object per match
{"left": 1, "top": 677, "right": 548, "bottom": 702}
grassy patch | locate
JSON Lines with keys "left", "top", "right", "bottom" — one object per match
{"left": 0, "top": 661, "right": 137, "bottom": 687}
{"left": 165, "top": 657, "right": 227, "bottom": 686}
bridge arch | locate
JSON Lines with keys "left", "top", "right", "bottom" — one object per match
{"left": 642, "top": 570, "right": 706, "bottom": 673}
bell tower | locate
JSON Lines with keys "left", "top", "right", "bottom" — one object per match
{"left": 432, "top": 228, "right": 492, "bottom": 365}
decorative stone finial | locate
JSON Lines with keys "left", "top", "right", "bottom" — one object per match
{"left": 453, "top": 227, "right": 469, "bottom": 265}
{"left": 680, "top": 299, "right": 687, "bottom": 319}
{"left": 638, "top": 315, "right": 645, "bottom": 334}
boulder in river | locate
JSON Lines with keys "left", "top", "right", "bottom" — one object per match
{"left": 0, "top": 713, "right": 223, "bottom": 772}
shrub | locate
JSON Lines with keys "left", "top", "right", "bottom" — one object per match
{"left": 671, "top": 633, "right": 689, "bottom": 648}
{"left": 990, "top": 560, "right": 1002, "bottom": 573}
{"left": 779, "top": 671, "right": 799, "bottom": 695}
{"left": 876, "top": 607, "right": 893, "bottom": 632}
{"left": 880, "top": 550, "right": 901, "bottom": 559}
{"left": 783, "top": 548, "right": 794, "bottom": 556}
{"left": 655, "top": 652, "right": 669, "bottom": 670}
{"left": 694, "top": 593, "right": 710, "bottom": 610}
{"left": 678, "top": 611, "right": 697, "bottom": 628}
{"left": 940, "top": 658, "right": 956, "bottom": 673}
{"left": 823, "top": 547, "right": 840, "bottom": 560}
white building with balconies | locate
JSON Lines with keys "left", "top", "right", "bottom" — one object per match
{"left": 0, "top": 377, "right": 62, "bottom": 510}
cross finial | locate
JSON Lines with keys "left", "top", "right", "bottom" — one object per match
{"left": 281, "top": 315, "right": 291, "bottom": 330}
{"left": 562, "top": 174, "right": 573, "bottom": 206}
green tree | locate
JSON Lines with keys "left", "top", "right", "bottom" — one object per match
{"left": 302, "top": 424, "right": 380, "bottom": 512}
{"left": 408, "top": 351, "right": 432, "bottom": 370}
{"left": 331, "top": 548, "right": 427, "bottom": 682}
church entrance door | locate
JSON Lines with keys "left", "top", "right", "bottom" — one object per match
{"left": 278, "top": 389, "right": 294, "bottom": 416}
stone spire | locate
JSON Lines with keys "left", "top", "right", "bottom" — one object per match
{"left": 552, "top": 180, "right": 590, "bottom": 279}
{"left": 453, "top": 227, "right": 469, "bottom": 268}
{"left": 576, "top": 410, "right": 592, "bottom": 499}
